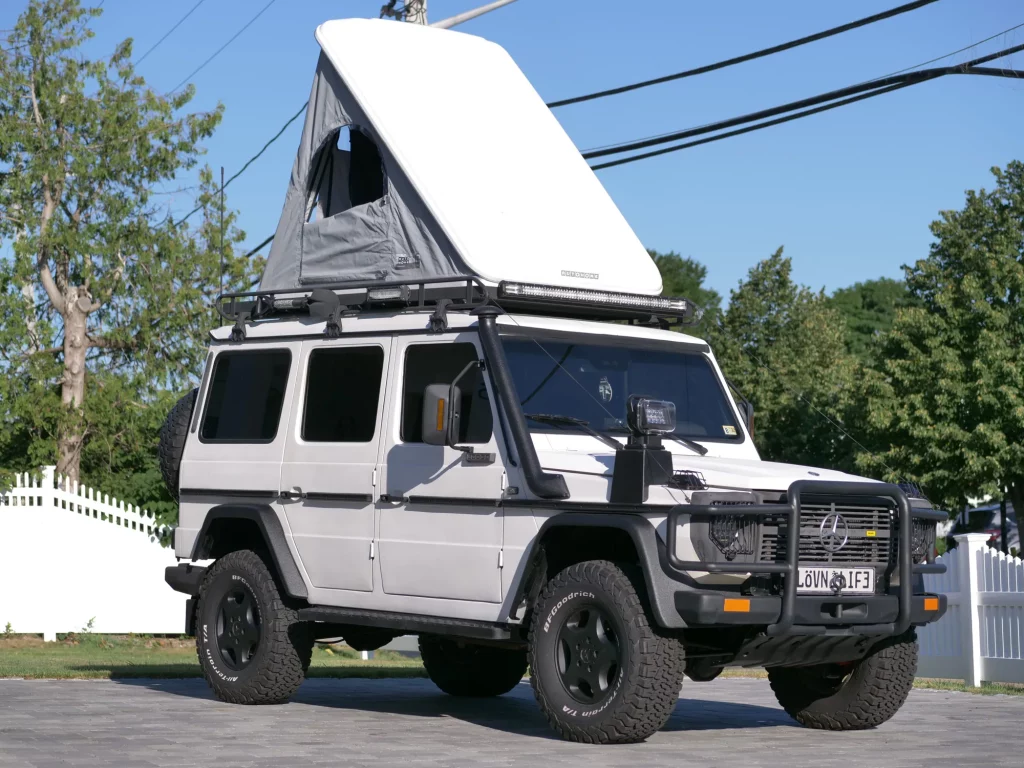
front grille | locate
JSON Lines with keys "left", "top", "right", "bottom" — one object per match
{"left": 758, "top": 502, "right": 893, "bottom": 566}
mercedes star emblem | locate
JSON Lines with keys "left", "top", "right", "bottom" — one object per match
{"left": 819, "top": 513, "right": 849, "bottom": 553}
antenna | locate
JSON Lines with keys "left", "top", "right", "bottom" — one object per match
{"left": 219, "top": 165, "right": 225, "bottom": 297}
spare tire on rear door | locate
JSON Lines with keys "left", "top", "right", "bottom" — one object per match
{"left": 159, "top": 389, "right": 197, "bottom": 502}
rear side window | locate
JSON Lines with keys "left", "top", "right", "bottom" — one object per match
{"left": 401, "top": 342, "right": 493, "bottom": 444}
{"left": 302, "top": 346, "right": 385, "bottom": 442}
{"left": 201, "top": 350, "right": 291, "bottom": 442}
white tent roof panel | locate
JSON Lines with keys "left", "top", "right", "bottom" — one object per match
{"left": 313, "top": 19, "right": 662, "bottom": 295}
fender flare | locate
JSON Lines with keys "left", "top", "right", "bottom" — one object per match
{"left": 508, "top": 512, "right": 692, "bottom": 629}
{"left": 191, "top": 504, "right": 308, "bottom": 600}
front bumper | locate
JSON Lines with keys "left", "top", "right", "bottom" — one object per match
{"left": 665, "top": 480, "right": 947, "bottom": 636}
{"left": 675, "top": 591, "right": 947, "bottom": 634}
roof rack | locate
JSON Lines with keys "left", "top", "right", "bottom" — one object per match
{"left": 216, "top": 276, "right": 700, "bottom": 338}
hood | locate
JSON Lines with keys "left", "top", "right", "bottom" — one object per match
{"left": 537, "top": 450, "right": 873, "bottom": 494}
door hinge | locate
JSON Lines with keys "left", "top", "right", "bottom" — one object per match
{"left": 498, "top": 549, "right": 504, "bottom": 569}
{"left": 370, "top": 541, "right": 376, "bottom": 560}
{"left": 500, "top": 471, "right": 507, "bottom": 493}
{"left": 372, "top": 468, "right": 378, "bottom": 488}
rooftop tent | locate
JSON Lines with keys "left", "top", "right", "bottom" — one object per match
{"left": 259, "top": 19, "right": 662, "bottom": 296}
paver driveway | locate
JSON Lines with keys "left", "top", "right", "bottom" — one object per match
{"left": 0, "top": 677, "right": 1018, "bottom": 767}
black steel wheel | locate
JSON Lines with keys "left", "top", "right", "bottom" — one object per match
{"left": 555, "top": 604, "right": 621, "bottom": 705}
{"left": 215, "top": 581, "right": 261, "bottom": 670}
{"left": 195, "top": 549, "right": 312, "bottom": 705}
{"left": 528, "top": 560, "right": 685, "bottom": 744}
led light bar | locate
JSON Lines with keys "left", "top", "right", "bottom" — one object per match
{"left": 498, "top": 281, "right": 701, "bottom": 320}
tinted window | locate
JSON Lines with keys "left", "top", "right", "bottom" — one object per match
{"left": 502, "top": 337, "right": 740, "bottom": 440}
{"left": 302, "top": 347, "right": 384, "bottom": 442}
{"left": 401, "top": 343, "right": 493, "bottom": 444}
{"left": 201, "top": 350, "right": 291, "bottom": 442}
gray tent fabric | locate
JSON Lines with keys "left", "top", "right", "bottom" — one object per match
{"left": 259, "top": 53, "right": 469, "bottom": 291}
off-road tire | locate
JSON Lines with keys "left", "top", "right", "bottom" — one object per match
{"left": 528, "top": 560, "right": 685, "bottom": 744}
{"left": 767, "top": 630, "right": 918, "bottom": 730}
{"left": 158, "top": 389, "right": 197, "bottom": 502}
{"left": 419, "top": 636, "right": 527, "bottom": 697}
{"left": 195, "top": 549, "right": 313, "bottom": 705}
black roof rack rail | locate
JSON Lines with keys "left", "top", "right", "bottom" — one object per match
{"left": 216, "top": 276, "right": 702, "bottom": 330}
{"left": 217, "top": 276, "right": 491, "bottom": 324}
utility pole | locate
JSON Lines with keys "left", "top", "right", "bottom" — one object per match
{"left": 380, "top": 0, "right": 518, "bottom": 28}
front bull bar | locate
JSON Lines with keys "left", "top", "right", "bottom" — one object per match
{"left": 665, "top": 480, "right": 948, "bottom": 636}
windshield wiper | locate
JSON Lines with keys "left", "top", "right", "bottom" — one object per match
{"left": 523, "top": 413, "right": 623, "bottom": 452}
{"left": 606, "top": 426, "right": 709, "bottom": 456}
{"left": 663, "top": 433, "right": 709, "bottom": 456}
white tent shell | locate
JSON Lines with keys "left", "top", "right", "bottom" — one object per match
{"left": 260, "top": 19, "right": 662, "bottom": 296}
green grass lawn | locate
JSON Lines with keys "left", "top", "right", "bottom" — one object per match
{"left": 0, "top": 635, "right": 425, "bottom": 680}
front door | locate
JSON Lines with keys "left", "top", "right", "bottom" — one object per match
{"left": 377, "top": 334, "right": 506, "bottom": 604}
{"left": 280, "top": 339, "right": 391, "bottom": 592}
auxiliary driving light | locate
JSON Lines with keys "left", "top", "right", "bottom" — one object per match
{"left": 627, "top": 396, "right": 677, "bottom": 436}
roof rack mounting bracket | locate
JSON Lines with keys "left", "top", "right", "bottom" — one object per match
{"left": 429, "top": 299, "right": 453, "bottom": 333}
{"left": 230, "top": 312, "right": 250, "bottom": 342}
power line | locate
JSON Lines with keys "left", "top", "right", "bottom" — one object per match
{"left": 583, "top": 42, "right": 1024, "bottom": 164}
{"left": 546, "top": 0, "right": 939, "bottom": 108}
{"left": 176, "top": 101, "right": 307, "bottom": 226}
{"left": 135, "top": 0, "right": 208, "bottom": 65}
{"left": 589, "top": 81, "right": 914, "bottom": 171}
{"left": 168, "top": 0, "right": 278, "bottom": 95}
{"left": 582, "top": 21, "right": 1024, "bottom": 155}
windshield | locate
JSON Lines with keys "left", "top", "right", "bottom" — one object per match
{"left": 501, "top": 335, "right": 741, "bottom": 441}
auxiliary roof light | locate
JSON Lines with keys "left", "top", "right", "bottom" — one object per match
{"left": 498, "top": 281, "right": 700, "bottom": 319}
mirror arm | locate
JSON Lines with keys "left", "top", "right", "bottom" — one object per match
{"left": 447, "top": 360, "right": 485, "bottom": 451}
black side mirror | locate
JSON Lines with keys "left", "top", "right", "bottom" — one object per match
{"left": 738, "top": 400, "right": 754, "bottom": 436}
{"left": 421, "top": 384, "right": 462, "bottom": 446}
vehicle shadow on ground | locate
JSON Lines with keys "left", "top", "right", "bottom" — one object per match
{"left": 114, "top": 678, "right": 794, "bottom": 739}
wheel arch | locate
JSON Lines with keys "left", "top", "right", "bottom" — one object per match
{"left": 508, "top": 512, "right": 680, "bottom": 629}
{"left": 191, "top": 504, "right": 308, "bottom": 600}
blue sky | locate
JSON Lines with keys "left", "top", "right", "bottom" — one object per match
{"left": 5, "top": 0, "right": 1023, "bottom": 299}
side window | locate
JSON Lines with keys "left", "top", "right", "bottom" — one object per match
{"left": 302, "top": 346, "right": 385, "bottom": 442}
{"left": 307, "top": 126, "right": 385, "bottom": 222}
{"left": 201, "top": 350, "right": 291, "bottom": 442}
{"left": 401, "top": 343, "right": 493, "bottom": 444}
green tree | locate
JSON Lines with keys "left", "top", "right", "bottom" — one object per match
{"left": 650, "top": 249, "right": 722, "bottom": 326}
{"left": 858, "top": 162, "right": 1024, "bottom": 514}
{"left": 829, "top": 277, "right": 913, "bottom": 363}
{"left": 712, "top": 248, "right": 859, "bottom": 470}
{"left": 0, "top": 1, "right": 258, "bottom": 486}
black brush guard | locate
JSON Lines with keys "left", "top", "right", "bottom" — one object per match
{"left": 666, "top": 480, "right": 947, "bottom": 636}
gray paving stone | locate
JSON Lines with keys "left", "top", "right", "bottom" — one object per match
{"left": 0, "top": 677, "right": 1019, "bottom": 767}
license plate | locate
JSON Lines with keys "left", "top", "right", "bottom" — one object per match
{"left": 797, "top": 566, "right": 875, "bottom": 594}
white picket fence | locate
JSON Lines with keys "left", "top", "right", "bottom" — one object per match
{"left": 0, "top": 467, "right": 186, "bottom": 639}
{"left": 918, "top": 533, "right": 1024, "bottom": 685}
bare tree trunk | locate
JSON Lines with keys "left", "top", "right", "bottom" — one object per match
{"left": 56, "top": 288, "right": 89, "bottom": 483}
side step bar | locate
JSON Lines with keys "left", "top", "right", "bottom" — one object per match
{"left": 297, "top": 605, "right": 514, "bottom": 641}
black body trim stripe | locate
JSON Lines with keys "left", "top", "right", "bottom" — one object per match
{"left": 180, "top": 489, "right": 279, "bottom": 499}
{"left": 305, "top": 492, "right": 374, "bottom": 502}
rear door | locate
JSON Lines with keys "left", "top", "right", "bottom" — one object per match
{"left": 280, "top": 339, "right": 391, "bottom": 592}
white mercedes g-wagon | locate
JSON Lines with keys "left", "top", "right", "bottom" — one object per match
{"left": 161, "top": 19, "right": 946, "bottom": 744}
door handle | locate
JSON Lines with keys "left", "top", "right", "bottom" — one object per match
{"left": 379, "top": 493, "right": 408, "bottom": 504}
{"left": 279, "top": 487, "right": 306, "bottom": 501}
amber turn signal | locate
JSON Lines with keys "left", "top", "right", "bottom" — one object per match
{"left": 723, "top": 598, "right": 750, "bottom": 613}
{"left": 924, "top": 597, "right": 939, "bottom": 611}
